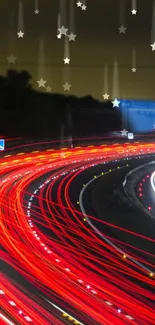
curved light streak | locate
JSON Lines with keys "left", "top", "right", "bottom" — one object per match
{"left": 150, "top": 170, "right": 155, "bottom": 193}
{"left": 0, "top": 140, "right": 155, "bottom": 325}
{"left": 79, "top": 168, "right": 154, "bottom": 273}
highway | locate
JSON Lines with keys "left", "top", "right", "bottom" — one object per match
{"left": 0, "top": 139, "right": 155, "bottom": 325}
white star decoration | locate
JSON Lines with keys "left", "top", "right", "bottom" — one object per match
{"left": 37, "top": 78, "right": 47, "bottom": 88}
{"left": 102, "top": 93, "right": 109, "bottom": 100}
{"left": 17, "top": 31, "right": 24, "bottom": 38}
{"left": 82, "top": 4, "right": 87, "bottom": 10}
{"left": 151, "top": 42, "right": 155, "bottom": 51}
{"left": 34, "top": 9, "right": 39, "bottom": 14}
{"left": 131, "top": 9, "right": 137, "bottom": 15}
{"left": 7, "top": 54, "right": 17, "bottom": 64}
{"left": 64, "top": 57, "right": 70, "bottom": 64}
{"left": 58, "top": 26, "right": 68, "bottom": 36}
{"left": 13, "top": 4, "right": 151, "bottom": 100}
{"left": 63, "top": 82, "right": 71, "bottom": 91}
{"left": 57, "top": 33, "right": 62, "bottom": 39}
{"left": 68, "top": 33, "right": 77, "bottom": 41}
{"left": 46, "top": 86, "right": 52, "bottom": 92}
{"left": 76, "top": 1, "right": 82, "bottom": 7}
{"left": 118, "top": 25, "right": 127, "bottom": 34}
{"left": 112, "top": 99, "right": 120, "bottom": 107}
{"left": 121, "top": 129, "right": 128, "bottom": 136}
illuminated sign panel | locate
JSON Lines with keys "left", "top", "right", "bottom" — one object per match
{"left": 120, "top": 100, "right": 155, "bottom": 132}
{"left": 0, "top": 139, "right": 5, "bottom": 150}
{"left": 128, "top": 133, "right": 134, "bottom": 139}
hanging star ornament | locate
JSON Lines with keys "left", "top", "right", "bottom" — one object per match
{"left": 102, "top": 93, "right": 109, "bottom": 100}
{"left": 57, "top": 33, "right": 62, "bottom": 39}
{"left": 132, "top": 67, "right": 137, "bottom": 72}
{"left": 63, "top": 82, "right": 71, "bottom": 91}
{"left": 112, "top": 98, "right": 120, "bottom": 107}
{"left": 17, "top": 31, "right": 24, "bottom": 38}
{"left": 37, "top": 78, "right": 47, "bottom": 87}
{"left": 7, "top": 54, "right": 17, "bottom": 64}
{"left": 58, "top": 26, "right": 68, "bottom": 36}
{"left": 121, "top": 129, "right": 128, "bottom": 136}
{"left": 131, "top": 9, "right": 137, "bottom": 15}
{"left": 68, "top": 33, "right": 77, "bottom": 41}
{"left": 34, "top": 9, "right": 39, "bottom": 14}
{"left": 76, "top": 1, "right": 82, "bottom": 7}
{"left": 46, "top": 86, "right": 52, "bottom": 92}
{"left": 64, "top": 57, "right": 70, "bottom": 64}
{"left": 150, "top": 42, "right": 155, "bottom": 51}
{"left": 118, "top": 25, "right": 127, "bottom": 34}
{"left": 82, "top": 4, "right": 87, "bottom": 10}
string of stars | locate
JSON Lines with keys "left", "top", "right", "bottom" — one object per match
{"left": 6, "top": 1, "right": 155, "bottom": 109}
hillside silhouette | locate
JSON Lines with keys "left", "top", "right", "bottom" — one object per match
{"left": 0, "top": 70, "right": 121, "bottom": 137}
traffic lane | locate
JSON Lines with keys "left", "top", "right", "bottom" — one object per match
{"left": 1, "top": 261, "right": 82, "bottom": 325}
{"left": 137, "top": 170, "right": 155, "bottom": 217}
{"left": 23, "top": 154, "right": 155, "bottom": 261}
{"left": 88, "top": 167, "right": 155, "bottom": 260}
{"left": 1, "top": 174, "right": 87, "bottom": 325}
{"left": 68, "top": 154, "right": 155, "bottom": 208}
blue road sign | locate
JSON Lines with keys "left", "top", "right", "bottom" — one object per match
{"left": 120, "top": 100, "right": 155, "bottom": 132}
{"left": 128, "top": 133, "right": 134, "bottom": 140}
{"left": 0, "top": 139, "right": 5, "bottom": 150}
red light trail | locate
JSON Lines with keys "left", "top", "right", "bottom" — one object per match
{"left": 0, "top": 141, "right": 155, "bottom": 325}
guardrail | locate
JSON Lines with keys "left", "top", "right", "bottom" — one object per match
{"left": 0, "top": 134, "right": 155, "bottom": 157}
{"left": 123, "top": 161, "right": 155, "bottom": 220}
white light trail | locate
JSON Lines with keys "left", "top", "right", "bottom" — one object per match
{"left": 131, "top": 0, "right": 137, "bottom": 11}
{"left": 132, "top": 47, "right": 136, "bottom": 69}
{"left": 0, "top": 313, "right": 15, "bottom": 325}
{"left": 34, "top": 0, "right": 39, "bottom": 11}
{"left": 119, "top": 0, "right": 126, "bottom": 26}
{"left": 151, "top": 1, "right": 155, "bottom": 43}
{"left": 46, "top": 300, "right": 85, "bottom": 325}
{"left": 112, "top": 59, "right": 120, "bottom": 100}
{"left": 103, "top": 64, "right": 109, "bottom": 95}
{"left": 38, "top": 38, "right": 46, "bottom": 81}
{"left": 69, "top": 0, "right": 76, "bottom": 34}
{"left": 150, "top": 171, "right": 155, "bottom": 192}
{"left": 17, "top": 0, "right": 24, "bottom": 32}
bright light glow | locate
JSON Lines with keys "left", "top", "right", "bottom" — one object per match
{"left": 149, "top": 272, "right": 154, "bottom": 278}
{"left": 8, "top": 301, "right": 16, "bottom": 306}
{"left": 24, "top": 316, "right": 32, "bottom": 321}
{"left": 150, "top": 171, "right": 155, "bottom": 192}
{"left": 0, "top": 313, "right": 15, "bottom": 325}
{"left": 1, "top": 141, "right": 155, "bottom": 325}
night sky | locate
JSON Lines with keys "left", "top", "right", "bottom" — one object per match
{"left": 0, "top": 0, "right": 155, "bottom": 100}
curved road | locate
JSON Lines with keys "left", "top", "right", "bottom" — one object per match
{"left": 1, "top": 139, "right": 155, "bottom": 325}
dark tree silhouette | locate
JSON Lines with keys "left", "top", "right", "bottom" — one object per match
{"left": 18, "top": 70, "right": 32, "bottom": 89}
{"left": 0, "top": 69, "right": 121, "bottom": 137}
{"left": 7, "top": 70, "right": 32, "bottom": 89}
